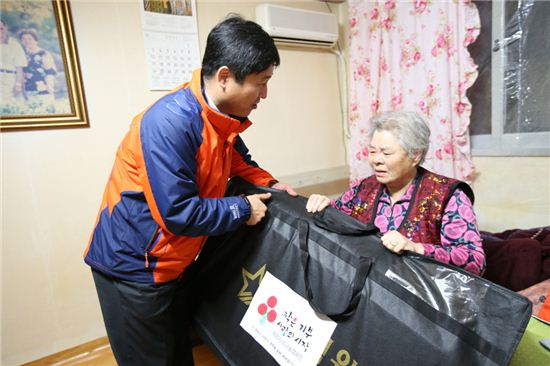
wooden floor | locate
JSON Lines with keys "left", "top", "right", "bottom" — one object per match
{"left": 23, "top": 336, "right": 223, "bottom": 366}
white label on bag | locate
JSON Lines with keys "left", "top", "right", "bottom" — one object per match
{"left": 240, "top": 271, "right": 337, "bottom": 366}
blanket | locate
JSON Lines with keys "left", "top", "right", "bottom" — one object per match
{"left": 481, "top": 226, "right": 550, "bottom": 291}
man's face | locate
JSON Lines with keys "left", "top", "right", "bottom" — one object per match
{"left": 218, "top": 65, "right": 274, "bottom": 117}
{"left": 0, "top": 22, "right": 7, "bottom": 43}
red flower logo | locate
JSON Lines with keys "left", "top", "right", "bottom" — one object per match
{"left": 257, "top": 295, "right": 278, "bottom": 322}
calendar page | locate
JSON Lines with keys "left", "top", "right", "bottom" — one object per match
{"left": 140, "top": 0, "right": 200, "bottom": 90}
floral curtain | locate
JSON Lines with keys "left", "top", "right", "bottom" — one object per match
{"left": 348, "top": 0, "right": 480, "bottom": 184}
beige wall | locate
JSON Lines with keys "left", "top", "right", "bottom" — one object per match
{"left": 472, "top": 156, "right": 550, "bottom": 232}
{"left": 1, "top": 1, "right": 347, "bottom": 364}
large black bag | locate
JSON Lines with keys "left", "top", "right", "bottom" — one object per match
{"left": 191, "top": 179, "right": 531, "bottom": 366}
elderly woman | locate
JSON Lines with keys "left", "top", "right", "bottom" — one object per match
{"left": 307, "top": 111, "right": 486, "bottom": 275}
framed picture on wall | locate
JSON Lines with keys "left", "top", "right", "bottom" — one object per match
{"left": 0, "top": 0, "right": 88, "bottom": 131}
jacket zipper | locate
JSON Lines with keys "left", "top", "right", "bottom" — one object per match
{"left": 144, "top": 225, "right": 160, "bottom": 269}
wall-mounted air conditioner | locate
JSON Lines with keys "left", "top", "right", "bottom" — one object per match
{"left": 255, "top": 4, "right": 339, "bottom": 48}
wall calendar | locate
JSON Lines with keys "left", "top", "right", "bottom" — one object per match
{"left": 140, "top": 0, "right": 200, "bottom": 90}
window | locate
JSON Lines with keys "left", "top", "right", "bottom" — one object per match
{"left": 468, "top": 0, "right": 550, "bottom": 156}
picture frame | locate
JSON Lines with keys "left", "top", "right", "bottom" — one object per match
{"left": 0, "top": 0, "right": 88, "bottom": 131}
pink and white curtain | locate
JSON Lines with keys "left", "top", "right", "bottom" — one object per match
{"left": 348, "top": 0, "right": 480, "bottom": 183}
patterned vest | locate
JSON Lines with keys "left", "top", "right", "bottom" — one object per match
{"left": 350, "top": 168, "right": 474, "bottom": 245}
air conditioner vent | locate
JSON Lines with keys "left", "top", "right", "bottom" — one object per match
{"left": 256, "top": 4, "right": 338, "bottom": 49}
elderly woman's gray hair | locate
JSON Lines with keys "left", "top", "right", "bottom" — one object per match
{"left": 368, "top": 111, "right": 431, "bottom": 164}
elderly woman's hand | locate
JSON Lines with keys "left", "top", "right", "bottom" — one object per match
{"left": 306, "top": 194, "right": 331, "bottom": 213}
{"left": 381, "top": 230, "right": 425, "bottom": 255}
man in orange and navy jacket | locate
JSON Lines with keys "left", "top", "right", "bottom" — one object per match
{"left": 84, "top": 16, "right": 296, "bottom": 366}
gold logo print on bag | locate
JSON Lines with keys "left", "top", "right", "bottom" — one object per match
{"left": 238, "top": 264, "right": 266, "bottom": 305}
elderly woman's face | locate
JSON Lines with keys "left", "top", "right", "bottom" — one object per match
{"left": 20, "top": 33, "right": 38, "bottom": 50}
{"left": 368, "top": 130, "right": 418, "bottom": 186}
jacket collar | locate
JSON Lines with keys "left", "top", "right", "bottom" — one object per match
{"left": 187, "top": 68, "right": 252, "bottom": 140}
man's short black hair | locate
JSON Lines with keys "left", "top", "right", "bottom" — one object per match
{"left": 202, "top": 15, "right": 280, "bottom": 83}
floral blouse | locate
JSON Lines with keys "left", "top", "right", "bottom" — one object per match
{"left": 332, "top": 179, "right": 486, "bottom": 275}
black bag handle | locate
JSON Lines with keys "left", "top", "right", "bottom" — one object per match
{"left": 297, "top": 219, "right": 372, "bottom": 320}
{"left": 312, "top": 208, "right": 378, "bottom": 236}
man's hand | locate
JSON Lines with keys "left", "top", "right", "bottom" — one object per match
{"left": 271, "top": 182, "right": 298, "bottom": 196}
{"left": 245, "top": 193, "right": 271, "bottom": 225}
